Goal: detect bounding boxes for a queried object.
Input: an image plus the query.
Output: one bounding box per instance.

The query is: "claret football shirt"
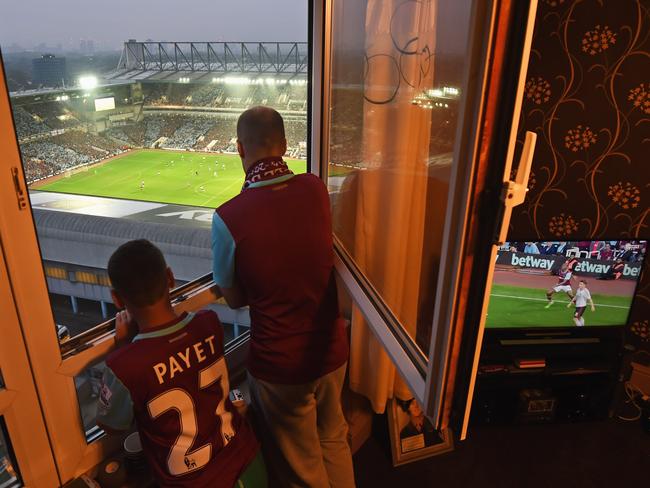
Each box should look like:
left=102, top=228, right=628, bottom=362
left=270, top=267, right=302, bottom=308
left=211, top=165, right=348, bottom=384
left=98, top=310, right=258, bottom=488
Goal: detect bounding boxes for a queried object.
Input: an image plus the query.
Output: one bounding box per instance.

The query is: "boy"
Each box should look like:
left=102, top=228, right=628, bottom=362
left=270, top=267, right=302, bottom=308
left=97, top=239, right=265, bottom=488
left=567, top=279, right=595, bottom=326
left=545, top=261, right=574, bottom=308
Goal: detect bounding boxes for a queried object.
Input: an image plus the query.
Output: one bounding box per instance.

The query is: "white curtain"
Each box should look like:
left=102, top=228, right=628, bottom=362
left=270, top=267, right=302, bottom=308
left=343, top=0, right=438, bottom=413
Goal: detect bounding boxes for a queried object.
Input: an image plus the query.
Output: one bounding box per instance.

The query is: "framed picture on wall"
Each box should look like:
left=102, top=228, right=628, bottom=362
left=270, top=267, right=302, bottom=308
left=387, top=397, right=454, bottom=466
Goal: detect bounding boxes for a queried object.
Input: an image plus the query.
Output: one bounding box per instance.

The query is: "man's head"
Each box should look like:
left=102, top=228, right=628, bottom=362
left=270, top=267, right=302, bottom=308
left=108, top=239, right=174, bottom=310
left=236, top=106, right=287, bottom=170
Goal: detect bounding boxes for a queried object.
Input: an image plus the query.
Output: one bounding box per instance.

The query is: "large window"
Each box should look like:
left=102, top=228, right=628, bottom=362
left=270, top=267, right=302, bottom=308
left=0, top=0, right=308, bottom=481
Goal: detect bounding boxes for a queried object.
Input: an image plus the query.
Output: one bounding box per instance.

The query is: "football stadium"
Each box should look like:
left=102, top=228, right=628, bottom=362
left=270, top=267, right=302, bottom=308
left=8, top=41, right=318, bottom=335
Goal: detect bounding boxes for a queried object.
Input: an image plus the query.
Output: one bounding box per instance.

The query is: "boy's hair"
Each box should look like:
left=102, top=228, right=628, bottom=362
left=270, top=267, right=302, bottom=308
left=580, top=279, right=588, bottom=284
left=108, top=239, right=169, bottom=307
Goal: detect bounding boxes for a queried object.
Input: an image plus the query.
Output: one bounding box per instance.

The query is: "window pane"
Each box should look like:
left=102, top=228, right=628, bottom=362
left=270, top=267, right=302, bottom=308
left=0, top=1, right=308, bottom=349
left=0, top=419, right=21, bottom=488
left=328, top=0, right=472, bottom=356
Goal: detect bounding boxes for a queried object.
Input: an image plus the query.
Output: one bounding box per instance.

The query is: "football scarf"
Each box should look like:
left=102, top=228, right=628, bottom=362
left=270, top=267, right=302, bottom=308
left=242, top=157, right=293, bottom=191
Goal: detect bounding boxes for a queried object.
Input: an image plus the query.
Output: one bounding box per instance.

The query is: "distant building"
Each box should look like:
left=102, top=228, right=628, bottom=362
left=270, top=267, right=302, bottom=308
left=80, top=39, right=95, bottom=54
left=32, top=54, right=67, bottom=88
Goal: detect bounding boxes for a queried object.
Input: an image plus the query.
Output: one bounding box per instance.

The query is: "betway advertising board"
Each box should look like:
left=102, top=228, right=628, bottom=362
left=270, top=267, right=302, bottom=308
left=496, top=251, right=642, bottom=280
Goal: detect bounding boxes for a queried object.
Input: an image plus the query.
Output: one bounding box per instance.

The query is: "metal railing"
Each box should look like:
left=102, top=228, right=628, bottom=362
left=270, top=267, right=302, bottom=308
left=61, top=271, right=217, bottom=358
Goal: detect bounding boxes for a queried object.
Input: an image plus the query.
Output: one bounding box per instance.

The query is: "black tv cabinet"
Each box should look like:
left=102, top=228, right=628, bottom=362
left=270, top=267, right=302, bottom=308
left=471, top=327, right=624, bottom=425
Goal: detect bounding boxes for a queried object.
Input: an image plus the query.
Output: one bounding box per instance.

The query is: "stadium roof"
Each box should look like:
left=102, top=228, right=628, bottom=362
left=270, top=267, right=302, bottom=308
left=114, top=41, right=308, bottom=77
left=32, top=192, right=212, bottom=281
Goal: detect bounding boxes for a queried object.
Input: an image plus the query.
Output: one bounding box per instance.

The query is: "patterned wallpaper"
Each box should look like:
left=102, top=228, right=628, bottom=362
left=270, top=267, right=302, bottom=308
left=509, top=0, right=650, bottom=349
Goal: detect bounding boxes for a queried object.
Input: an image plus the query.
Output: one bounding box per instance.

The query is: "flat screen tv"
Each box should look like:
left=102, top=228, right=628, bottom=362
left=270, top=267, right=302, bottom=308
left=485, top=239, right=646, bottom=329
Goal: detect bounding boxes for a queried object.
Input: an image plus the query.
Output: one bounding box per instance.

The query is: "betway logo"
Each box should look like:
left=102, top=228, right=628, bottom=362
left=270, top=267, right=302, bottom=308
left=511, top=254, right=556, bottom=270
left=573, top=261, right=610, bottom=275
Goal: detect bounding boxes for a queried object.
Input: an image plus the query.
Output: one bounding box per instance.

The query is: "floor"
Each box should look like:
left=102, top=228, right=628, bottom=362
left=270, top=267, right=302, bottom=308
left=352, top=416, right=649, bottom=487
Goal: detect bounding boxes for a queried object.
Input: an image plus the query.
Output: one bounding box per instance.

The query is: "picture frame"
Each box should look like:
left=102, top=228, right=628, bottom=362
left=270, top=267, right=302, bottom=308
left=387, top=397, right=454, bottom=467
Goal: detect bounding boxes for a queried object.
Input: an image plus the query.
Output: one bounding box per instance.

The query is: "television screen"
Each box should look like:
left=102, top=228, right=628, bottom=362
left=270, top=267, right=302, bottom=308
left=485, top=240, right=646, bottom=328
left=94, top=97, right=115, bottom=111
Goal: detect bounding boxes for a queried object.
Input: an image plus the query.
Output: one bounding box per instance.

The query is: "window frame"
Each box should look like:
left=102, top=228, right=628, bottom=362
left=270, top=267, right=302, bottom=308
left=0, top=54, right=252, bottom=482
left=314, top=0, right=538, bottom=434
left=0, top=204, right=59, bottom=486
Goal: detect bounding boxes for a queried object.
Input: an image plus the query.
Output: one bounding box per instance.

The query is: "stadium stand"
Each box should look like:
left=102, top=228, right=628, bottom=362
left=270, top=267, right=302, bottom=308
left=162, top=116, right=214, bottom=149
left=20, top=140, right=91, bottom=179
left=20, top=131, right=125, bottom=183
left=12, top=106, right=51, bottom=139
left=12, top=78, right=308, bottom=185
left=22, top=101, right=81, bottom=129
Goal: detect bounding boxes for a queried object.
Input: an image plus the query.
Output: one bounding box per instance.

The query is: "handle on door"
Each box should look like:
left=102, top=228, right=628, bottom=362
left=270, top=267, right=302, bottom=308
left=495, top=130, right=537, bottom=244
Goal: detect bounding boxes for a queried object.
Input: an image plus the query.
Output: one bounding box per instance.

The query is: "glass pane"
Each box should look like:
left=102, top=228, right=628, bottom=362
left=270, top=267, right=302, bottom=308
left=0, top=1, right=308, bottom=348
left=328, top=0, right=472, bottom=355
left=75, top=361, right=106, bottom=440
left=0, top=419, right=21, bottom=488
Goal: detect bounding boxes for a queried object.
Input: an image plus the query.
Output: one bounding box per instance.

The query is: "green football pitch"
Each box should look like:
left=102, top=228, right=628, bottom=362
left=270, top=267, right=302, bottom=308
left=485, top=284, right=632, bottom=328
left=34, top=150, right=307, bottom=208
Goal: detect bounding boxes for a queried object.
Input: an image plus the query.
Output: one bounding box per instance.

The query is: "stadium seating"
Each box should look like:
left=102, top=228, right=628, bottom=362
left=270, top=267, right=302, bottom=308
left=20, top=131, right=125, bottom=183
left=12, top=106, right=51, bottom=139
left=13, top=80, right=308, bottom=185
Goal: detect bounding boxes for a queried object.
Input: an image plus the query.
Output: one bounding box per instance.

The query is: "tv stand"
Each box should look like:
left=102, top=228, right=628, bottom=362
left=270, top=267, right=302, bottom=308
left=472, top=327, right=623, bottom=425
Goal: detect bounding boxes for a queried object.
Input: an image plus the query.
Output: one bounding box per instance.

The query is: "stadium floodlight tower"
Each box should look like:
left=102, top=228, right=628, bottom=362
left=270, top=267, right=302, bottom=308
left=78, top=75, right=98, bottom=90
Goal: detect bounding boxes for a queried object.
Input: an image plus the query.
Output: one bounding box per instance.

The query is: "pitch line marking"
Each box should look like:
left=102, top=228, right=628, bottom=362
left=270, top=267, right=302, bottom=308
left=490, top=293, right=629, bottom=309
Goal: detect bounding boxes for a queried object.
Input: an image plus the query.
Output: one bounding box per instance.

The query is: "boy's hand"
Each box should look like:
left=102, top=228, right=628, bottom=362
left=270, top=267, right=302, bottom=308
left=566, top=302, right=572, bottom=308
left=115, top=310, right=138, bottom=345
left=591, top=305, right=595, bottom=312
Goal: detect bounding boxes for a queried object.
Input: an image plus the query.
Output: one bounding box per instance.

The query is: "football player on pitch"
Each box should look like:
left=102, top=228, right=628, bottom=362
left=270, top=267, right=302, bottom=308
left=545, top=261, right=575, bottom=308
left=97, top=239, right=266, bottom=487
left=567, top=279, right=595, bottom=326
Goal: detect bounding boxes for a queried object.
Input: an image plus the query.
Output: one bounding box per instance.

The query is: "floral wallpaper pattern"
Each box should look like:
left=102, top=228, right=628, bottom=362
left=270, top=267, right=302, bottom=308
left=509, top=0, right=650, bottom=350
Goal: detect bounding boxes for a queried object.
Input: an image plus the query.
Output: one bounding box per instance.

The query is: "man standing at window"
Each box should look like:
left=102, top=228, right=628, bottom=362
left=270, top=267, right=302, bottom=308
left=211, top=106, right=355, bottom=488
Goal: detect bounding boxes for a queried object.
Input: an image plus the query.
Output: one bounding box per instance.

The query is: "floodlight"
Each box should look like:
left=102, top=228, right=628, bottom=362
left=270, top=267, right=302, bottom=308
left=78, top=75, right=98, bottom=90
left=224, top=77, right=251, bottom=85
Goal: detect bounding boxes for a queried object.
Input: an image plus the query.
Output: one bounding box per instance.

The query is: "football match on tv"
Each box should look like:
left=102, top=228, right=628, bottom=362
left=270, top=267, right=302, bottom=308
left=486, top=240, right=646, bottom=328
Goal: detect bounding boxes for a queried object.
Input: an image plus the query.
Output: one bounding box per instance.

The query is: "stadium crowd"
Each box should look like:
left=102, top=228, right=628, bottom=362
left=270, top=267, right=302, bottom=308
left=12, top=106, right=51, bottom=139
left=12, top=80, right=308, bottom=185
left=20, top=131, right=126, bottom=183
left=162, top=117, right=214, bottom=149
left=503, top=241, right=646, bottom=263
left=142, top=83, right=307, bottom=112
